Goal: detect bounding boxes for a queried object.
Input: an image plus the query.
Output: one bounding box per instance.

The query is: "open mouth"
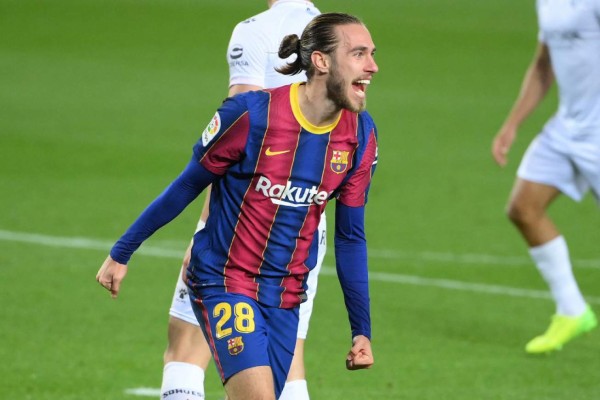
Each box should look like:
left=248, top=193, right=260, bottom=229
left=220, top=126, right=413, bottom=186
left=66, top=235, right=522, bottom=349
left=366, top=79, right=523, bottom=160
left=352, top=79, right=371, bottom=98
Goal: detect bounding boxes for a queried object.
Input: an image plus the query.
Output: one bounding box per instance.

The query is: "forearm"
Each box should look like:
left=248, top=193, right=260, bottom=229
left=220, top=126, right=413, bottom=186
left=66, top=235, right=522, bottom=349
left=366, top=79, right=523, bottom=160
left=335, top=202, right=371, bottom=339
left=111, top=159, right=218, bottom=264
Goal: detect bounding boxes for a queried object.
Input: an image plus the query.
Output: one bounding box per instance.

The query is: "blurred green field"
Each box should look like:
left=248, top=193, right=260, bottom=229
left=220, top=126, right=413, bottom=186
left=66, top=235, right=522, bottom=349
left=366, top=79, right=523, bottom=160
left=1, top=0, right=600, bottom=399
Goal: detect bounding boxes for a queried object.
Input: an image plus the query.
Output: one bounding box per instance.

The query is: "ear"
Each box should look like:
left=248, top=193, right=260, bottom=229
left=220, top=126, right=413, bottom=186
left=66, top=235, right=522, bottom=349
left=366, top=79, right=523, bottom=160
left=311, top=51, right=330, bottom=74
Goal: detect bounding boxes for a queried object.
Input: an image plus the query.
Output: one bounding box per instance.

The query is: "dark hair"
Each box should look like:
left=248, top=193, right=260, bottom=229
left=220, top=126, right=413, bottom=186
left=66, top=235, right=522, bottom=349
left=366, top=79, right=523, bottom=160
left=277, top=12, right=363, bottom=80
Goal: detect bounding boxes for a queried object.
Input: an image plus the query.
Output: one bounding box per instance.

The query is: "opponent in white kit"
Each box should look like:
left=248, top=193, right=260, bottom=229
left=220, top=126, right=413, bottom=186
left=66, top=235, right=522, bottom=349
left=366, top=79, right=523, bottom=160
left=161, top=1, right=324, bottom=398
left=492, top=0, right=600, bottom=354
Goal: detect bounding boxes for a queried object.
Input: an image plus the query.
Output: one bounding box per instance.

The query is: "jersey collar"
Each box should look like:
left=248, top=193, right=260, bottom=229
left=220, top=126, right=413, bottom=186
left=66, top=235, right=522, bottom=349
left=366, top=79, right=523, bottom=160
left=290, top=82, right=341, bottom=134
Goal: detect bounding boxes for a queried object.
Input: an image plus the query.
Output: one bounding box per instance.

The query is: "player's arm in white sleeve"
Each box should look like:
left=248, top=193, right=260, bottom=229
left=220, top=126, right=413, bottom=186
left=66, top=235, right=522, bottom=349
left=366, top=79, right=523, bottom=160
left=491, top=42, right=553, bottom=167
left=226, top=20, right=269, bottom=92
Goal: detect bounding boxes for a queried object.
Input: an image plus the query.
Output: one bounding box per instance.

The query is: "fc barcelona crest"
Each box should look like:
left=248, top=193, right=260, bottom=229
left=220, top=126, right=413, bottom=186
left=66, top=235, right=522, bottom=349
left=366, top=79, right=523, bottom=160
left=227, top=336, right=244, bottom=356
left=330, top=150, right=349, bottom=174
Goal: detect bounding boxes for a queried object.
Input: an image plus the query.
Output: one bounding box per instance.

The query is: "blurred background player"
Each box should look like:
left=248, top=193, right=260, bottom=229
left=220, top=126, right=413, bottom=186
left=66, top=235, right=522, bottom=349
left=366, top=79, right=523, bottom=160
left=491, top=0, right=599, bottom=354
left=160, top=1, right=323, bottom=399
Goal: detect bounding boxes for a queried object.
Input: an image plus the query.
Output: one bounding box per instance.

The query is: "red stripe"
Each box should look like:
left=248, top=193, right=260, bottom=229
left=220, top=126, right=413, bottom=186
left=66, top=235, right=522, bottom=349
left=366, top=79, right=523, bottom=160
left=265, top=88, right=305, bottom=306
left=280, top=111, right=361, bottom=306
left=196, top=299, right=226, bottom=381
left=280, top=214, right=315, bottom=307
left=223, top=89, right=301, bottom=301
left=279, top=208, right=314, bottom=307
left=280, top=161, right=326, bottom=307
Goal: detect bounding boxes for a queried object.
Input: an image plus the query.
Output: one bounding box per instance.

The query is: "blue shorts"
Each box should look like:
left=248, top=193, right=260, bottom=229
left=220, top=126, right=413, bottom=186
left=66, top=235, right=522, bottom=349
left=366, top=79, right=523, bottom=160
left=190, top=292, right=298, bottom=397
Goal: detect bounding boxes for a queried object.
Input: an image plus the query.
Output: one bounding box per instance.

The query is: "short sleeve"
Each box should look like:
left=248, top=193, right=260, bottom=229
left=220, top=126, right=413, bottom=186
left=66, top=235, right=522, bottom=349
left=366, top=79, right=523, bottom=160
left=193, top=96, right=251, bottom=175
left=226, top=22, right=269, bottom=88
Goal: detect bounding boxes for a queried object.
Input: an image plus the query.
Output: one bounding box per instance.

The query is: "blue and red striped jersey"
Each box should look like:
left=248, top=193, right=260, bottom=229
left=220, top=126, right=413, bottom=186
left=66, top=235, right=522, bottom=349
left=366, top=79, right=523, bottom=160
left=187, top=83, right=378, bottom=309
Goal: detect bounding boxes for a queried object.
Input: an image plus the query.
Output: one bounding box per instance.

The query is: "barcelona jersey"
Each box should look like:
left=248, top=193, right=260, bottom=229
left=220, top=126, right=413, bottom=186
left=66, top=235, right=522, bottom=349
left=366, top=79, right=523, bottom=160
left=186, top=82, right=378, bottom=309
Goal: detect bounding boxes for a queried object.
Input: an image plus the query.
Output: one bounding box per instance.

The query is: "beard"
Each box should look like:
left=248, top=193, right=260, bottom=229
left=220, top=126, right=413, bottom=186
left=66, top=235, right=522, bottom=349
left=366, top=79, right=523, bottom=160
left=325, top=64, right=366, bottom=113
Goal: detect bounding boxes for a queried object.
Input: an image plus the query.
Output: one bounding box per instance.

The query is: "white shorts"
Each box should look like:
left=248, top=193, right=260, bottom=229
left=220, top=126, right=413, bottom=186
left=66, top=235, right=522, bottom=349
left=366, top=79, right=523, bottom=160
left=168, top=213, right=327, bottom=340
left=517, top=124, right=600, bottom=203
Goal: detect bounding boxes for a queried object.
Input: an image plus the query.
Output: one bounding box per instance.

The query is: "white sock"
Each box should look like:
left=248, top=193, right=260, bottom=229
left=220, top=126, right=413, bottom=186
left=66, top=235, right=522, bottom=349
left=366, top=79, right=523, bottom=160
left=529, top=236, right=587, bottom=316
left=279, top=379, right=309, bottom=400
left=160, top=362, right=205, bottom=400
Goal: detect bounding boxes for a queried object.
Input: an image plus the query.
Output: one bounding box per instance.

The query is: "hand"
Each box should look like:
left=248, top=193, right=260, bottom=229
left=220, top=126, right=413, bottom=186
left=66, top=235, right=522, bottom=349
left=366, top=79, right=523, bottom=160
left=491, top=125, right=517, bottom=167
left=345, top=335, right=374, bottom=370
left=96, top=255, right=128, bottom=299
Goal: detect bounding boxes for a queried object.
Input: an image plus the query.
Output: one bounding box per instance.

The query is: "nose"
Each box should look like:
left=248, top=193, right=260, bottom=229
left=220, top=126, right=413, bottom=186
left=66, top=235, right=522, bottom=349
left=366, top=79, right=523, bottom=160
left=366, top=54, right=378, bottom=74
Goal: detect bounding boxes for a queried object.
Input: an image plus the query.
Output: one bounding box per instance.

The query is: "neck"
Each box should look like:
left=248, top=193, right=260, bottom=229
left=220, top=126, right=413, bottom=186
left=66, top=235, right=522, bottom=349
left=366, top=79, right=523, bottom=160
left=297, top=82, right=341, bottom=127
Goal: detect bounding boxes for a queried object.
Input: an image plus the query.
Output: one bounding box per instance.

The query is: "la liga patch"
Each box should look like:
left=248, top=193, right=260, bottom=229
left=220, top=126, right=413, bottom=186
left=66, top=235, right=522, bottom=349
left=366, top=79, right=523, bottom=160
left=202, top=112, right=221, bottom=147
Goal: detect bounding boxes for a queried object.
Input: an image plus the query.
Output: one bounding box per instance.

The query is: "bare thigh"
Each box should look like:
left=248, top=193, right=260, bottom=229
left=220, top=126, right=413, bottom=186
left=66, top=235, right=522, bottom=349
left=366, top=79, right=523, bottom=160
left=224, top=366, right=275, bottom=400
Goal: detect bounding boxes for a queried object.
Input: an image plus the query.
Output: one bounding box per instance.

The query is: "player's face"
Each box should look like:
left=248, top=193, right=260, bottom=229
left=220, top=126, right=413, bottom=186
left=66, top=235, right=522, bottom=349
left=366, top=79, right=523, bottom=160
left=326, top=24, right=378, bottom=113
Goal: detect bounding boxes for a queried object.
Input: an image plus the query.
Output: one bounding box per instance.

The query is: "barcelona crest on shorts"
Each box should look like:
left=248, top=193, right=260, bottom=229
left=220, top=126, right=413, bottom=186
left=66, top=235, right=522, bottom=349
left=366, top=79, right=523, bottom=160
left=227, top=336, right=244, bottom=356
left=330, top=150, right=349, bottom=174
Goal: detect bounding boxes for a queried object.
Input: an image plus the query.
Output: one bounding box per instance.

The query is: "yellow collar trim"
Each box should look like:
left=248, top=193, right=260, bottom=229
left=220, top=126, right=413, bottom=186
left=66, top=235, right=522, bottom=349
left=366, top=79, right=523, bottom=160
left=290, top=82, right=341, bottom=134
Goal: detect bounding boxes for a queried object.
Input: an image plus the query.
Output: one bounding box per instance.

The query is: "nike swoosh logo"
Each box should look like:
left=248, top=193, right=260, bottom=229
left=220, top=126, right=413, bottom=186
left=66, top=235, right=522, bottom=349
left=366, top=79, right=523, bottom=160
left=265, top=147, right=291, bottom=156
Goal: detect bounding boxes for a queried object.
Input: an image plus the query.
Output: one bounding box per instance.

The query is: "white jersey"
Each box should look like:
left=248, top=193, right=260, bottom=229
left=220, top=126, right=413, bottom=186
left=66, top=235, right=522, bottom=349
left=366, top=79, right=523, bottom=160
left=227, top=0, right=320, bottom=89
left=537, top=0, right=600, bottom=135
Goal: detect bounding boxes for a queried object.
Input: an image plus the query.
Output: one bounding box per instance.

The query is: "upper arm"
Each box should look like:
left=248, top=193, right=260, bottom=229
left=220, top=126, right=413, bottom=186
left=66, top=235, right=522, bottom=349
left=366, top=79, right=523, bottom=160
left=226, top=23, right=269, bottom=88
left=532, top=42, right=554, bottom=86
left=533, top=42, right=551, bottom=69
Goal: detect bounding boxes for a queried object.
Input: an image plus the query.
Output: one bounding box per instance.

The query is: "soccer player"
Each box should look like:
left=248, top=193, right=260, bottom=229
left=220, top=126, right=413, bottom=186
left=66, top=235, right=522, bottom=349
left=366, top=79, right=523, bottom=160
left=491, top=0, right=599, bottom=354
left=97, top=12, right=378, bottom=400
left=161, top=1, right=323, bottom=399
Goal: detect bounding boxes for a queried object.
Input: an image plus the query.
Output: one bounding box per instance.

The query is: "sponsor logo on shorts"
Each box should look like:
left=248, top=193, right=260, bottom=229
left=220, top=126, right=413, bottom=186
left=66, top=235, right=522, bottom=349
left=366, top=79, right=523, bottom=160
left=227, top=336, right=244, bottom=355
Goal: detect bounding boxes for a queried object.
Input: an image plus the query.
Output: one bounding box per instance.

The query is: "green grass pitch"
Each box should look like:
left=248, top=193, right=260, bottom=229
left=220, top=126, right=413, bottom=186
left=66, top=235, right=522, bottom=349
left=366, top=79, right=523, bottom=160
left=1, top=0, right=599, bottom=399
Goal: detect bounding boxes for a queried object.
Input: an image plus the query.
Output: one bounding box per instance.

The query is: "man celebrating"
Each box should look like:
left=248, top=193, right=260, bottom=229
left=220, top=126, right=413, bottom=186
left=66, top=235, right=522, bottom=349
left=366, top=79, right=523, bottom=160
left=162, top=2, right=324, bottom=399
left=97, top=12, right=379, bottom=399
